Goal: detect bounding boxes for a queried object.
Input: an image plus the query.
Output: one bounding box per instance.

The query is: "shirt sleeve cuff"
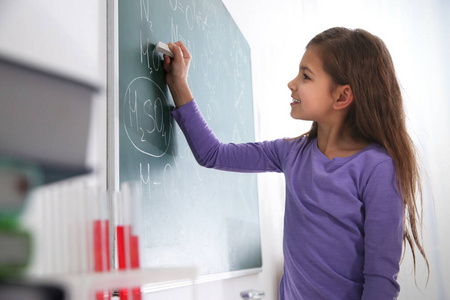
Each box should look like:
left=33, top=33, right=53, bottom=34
left=171, top=99, right=198, bottom=124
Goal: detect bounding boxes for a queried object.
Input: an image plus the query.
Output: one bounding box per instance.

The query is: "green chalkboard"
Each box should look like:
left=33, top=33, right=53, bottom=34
left=116, top=0, right=261, bottom=276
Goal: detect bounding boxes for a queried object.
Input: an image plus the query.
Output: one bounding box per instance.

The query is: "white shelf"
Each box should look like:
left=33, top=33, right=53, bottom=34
left=28, top=267, right=197, bottom=299
left=0, top=56, right=96, bottom=178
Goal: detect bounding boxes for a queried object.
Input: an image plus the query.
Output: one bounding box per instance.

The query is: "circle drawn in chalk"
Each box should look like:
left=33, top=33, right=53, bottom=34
left=123, top=77, right=172, bottom=157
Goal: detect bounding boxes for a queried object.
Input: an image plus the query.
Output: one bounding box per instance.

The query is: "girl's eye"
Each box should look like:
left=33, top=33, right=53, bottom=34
left=303, top=73, right=310, bottom=80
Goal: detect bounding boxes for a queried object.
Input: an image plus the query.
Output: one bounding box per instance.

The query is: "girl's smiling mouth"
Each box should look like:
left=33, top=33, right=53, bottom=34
left=291, top=98, right=301, bottom=106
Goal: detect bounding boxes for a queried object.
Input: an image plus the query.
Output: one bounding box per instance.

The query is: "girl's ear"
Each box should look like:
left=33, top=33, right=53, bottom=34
left=333, top=84, right=353, bottom=110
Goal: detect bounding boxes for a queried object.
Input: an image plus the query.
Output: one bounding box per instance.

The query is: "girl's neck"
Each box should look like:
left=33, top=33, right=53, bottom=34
left=316, top=123, right=369, bottom=160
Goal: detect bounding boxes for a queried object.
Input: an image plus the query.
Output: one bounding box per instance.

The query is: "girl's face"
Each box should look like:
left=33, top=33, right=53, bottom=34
left=288, top=47, right=338, bottom=123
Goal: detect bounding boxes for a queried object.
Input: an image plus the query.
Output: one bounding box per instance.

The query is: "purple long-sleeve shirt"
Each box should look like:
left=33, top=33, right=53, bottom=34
left=172, top=100, right=403, bottom=300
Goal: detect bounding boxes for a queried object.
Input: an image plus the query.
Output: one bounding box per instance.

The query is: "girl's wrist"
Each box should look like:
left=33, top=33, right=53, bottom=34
left=169, top=82, right=193, bottom=107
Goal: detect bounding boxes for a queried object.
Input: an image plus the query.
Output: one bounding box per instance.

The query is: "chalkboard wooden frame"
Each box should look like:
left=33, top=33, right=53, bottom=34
left=107, top=0, right=262, bottom=287
left=106, top=0, right=120, bottom=275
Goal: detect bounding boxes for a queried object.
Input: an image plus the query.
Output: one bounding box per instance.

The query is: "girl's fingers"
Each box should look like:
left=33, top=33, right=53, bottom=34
left=168, top=42, right=181, bottom=60
left=163, top=41, right=191, bottom=82
left=170, top=41, right=191, bottom=62
left=177, top=42, right=191, bottom=60
left=163, top=55, right=171, bottom=72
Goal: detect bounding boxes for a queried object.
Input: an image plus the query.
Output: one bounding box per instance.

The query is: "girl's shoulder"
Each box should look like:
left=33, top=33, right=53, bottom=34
left=360, top=143, right=393, bottom=163
left=352, top=143, right=396, bottom=178
left=281, top=135, right=311, bottom=147
left=276, top=135, right=312, bottom=153
left=270, top=135, right=313, bottom=161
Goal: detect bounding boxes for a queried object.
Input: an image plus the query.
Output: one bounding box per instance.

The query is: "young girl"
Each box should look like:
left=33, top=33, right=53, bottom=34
left=163, top=27, right=429, bottom=299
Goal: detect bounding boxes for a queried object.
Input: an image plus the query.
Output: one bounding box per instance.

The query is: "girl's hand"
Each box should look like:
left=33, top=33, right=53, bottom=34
left=163, top=41, right=194, bottom=108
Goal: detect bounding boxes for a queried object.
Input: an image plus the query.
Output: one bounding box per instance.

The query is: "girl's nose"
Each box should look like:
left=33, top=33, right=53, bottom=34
left=288, top=79, right=295, bottom=91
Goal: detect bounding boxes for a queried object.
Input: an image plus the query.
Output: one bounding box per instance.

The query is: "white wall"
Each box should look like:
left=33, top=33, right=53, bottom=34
left=2, top=0, right=449, bottom=299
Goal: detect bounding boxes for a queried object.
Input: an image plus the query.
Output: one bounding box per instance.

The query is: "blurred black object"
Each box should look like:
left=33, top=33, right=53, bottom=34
left=0, top=281, right=65, bottom=300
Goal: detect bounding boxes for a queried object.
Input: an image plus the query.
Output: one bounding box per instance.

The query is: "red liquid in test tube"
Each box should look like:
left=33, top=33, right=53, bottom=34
left=94, top=220, right=111, bottom=299
left=93, top=188, right=111, bottom=300
left=116, top=225, right=141, bottom=299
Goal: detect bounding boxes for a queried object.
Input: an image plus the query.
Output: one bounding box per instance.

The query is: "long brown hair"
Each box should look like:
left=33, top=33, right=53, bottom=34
left=304, top=27, right=429, bottom=281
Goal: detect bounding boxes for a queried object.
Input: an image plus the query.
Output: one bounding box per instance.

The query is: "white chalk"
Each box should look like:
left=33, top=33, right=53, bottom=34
left=155, top=41, right=173, bottom=58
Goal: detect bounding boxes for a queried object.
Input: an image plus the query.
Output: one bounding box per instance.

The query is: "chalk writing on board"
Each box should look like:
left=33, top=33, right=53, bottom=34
left=123, top=77, right=172, bottom=157
left=139, top=163, right=152, bottom=198
left=140, top=0, right=150, bottom=23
